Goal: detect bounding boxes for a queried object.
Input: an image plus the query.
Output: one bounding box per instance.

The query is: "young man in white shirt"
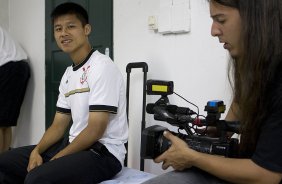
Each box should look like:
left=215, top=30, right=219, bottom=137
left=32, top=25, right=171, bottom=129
left=0, top=2, right=128, bottom=183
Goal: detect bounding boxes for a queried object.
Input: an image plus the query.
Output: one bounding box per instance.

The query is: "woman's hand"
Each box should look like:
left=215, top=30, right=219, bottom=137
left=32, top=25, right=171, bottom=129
left=154, top=131, right=198, bottom=171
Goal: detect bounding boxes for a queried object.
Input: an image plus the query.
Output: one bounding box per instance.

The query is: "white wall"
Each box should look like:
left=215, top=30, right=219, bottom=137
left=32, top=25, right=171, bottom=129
left=0, top=0, right=9, bottom=30
left=114, top=0, right=232, bottom=175
left=3, top=0, right=46, bottom=147
left=0, top=0, right=232, bottom=176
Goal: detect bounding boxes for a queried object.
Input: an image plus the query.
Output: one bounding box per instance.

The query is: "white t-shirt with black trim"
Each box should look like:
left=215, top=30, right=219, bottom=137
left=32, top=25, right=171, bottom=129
left=56, top=50, right=128, bottom=165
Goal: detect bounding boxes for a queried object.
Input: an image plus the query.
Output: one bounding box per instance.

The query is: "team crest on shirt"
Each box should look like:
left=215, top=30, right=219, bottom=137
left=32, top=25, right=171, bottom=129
left=80, top=65, right=90, bottom=85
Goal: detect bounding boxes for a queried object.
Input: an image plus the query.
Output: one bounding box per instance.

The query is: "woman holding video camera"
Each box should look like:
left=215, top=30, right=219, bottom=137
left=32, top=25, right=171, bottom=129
left=142, top=0, right=282, bottom=183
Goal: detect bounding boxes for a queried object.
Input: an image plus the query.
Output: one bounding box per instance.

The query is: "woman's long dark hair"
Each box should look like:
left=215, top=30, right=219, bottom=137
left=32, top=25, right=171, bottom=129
left=211, top=0, right=282, bottom=156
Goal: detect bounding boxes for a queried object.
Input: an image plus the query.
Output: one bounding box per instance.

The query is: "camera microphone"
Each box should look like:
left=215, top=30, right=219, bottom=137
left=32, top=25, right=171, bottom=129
left=146, top=103, right=156, bottom=114
left=146, top=103, right=196, bottom=115
left=146, top=103, right=195, bottom=126
left=146, top=103, right=176, bottom=121
left=167, top=105, right=196, bottom=115
left=153, top=106, right=176, bottom=123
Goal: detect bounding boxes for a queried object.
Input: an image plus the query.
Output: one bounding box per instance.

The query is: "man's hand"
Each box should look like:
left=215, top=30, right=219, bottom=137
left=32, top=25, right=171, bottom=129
left=27, top=149, right=43, bottom=172
left=50, top=151, right=65, bottom=161
left=154, top=131, right=198, bottom=171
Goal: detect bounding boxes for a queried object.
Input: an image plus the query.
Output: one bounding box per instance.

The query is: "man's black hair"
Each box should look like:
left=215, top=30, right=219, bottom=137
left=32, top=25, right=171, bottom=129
left=51, top=2, right=89, bottom=26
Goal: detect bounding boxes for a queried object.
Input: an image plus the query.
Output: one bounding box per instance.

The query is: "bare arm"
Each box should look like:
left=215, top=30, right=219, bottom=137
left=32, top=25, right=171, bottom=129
left=225, top=101, right=239, bottom=121
left=50, top=111, right=109, bottom=160
left=193, top=151, right=282, bottom=184
left=156, top=131, right=282, bottom=184
left=28, top=112, right=71, bottom=171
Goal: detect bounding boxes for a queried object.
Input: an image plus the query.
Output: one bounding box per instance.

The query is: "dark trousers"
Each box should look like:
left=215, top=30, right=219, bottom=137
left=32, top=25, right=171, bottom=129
left=0, top=139, right=121, bottom=184
left=0, top=60, right=30, bottom=126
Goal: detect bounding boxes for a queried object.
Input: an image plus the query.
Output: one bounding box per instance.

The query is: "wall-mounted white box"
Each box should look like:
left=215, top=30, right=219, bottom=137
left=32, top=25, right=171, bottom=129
left=158, top=0, right=191, bottom=34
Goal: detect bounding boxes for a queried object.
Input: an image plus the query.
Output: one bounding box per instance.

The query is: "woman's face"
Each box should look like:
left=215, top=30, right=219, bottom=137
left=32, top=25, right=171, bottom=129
left=210, top=1, right=243, bottom=59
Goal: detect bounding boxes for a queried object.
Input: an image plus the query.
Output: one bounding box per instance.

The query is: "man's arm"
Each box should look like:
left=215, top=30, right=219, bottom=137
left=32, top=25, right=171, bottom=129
left=27, top=112, right=71, bottom=171
left=50, top=111, right=109, bottom=160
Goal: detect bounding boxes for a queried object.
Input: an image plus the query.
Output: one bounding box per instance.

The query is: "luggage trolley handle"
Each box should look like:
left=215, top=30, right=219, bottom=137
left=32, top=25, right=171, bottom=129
left=126, top=62, right=148, bottom=121
left=126, top=62, right=148, bottom=73
left=125, top=62, right=148, bottom=171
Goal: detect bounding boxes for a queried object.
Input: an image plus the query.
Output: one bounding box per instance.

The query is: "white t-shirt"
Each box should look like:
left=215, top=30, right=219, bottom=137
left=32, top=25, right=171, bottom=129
left=0, top=26, right=27, bottom=66
left=56, top=50, right=128, bottom=165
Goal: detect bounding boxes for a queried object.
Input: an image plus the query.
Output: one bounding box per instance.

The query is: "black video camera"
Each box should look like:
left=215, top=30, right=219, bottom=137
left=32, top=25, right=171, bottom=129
left=141, top=80, right=240, bottom=159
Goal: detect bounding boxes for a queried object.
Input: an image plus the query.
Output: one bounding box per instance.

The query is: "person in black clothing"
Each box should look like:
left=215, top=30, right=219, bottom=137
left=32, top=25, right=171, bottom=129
left=142, top=0, right=282, bottom=183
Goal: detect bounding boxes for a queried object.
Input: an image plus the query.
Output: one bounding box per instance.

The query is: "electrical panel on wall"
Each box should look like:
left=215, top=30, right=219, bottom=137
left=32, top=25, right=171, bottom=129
left=156, top=0, right=191, bottom=34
